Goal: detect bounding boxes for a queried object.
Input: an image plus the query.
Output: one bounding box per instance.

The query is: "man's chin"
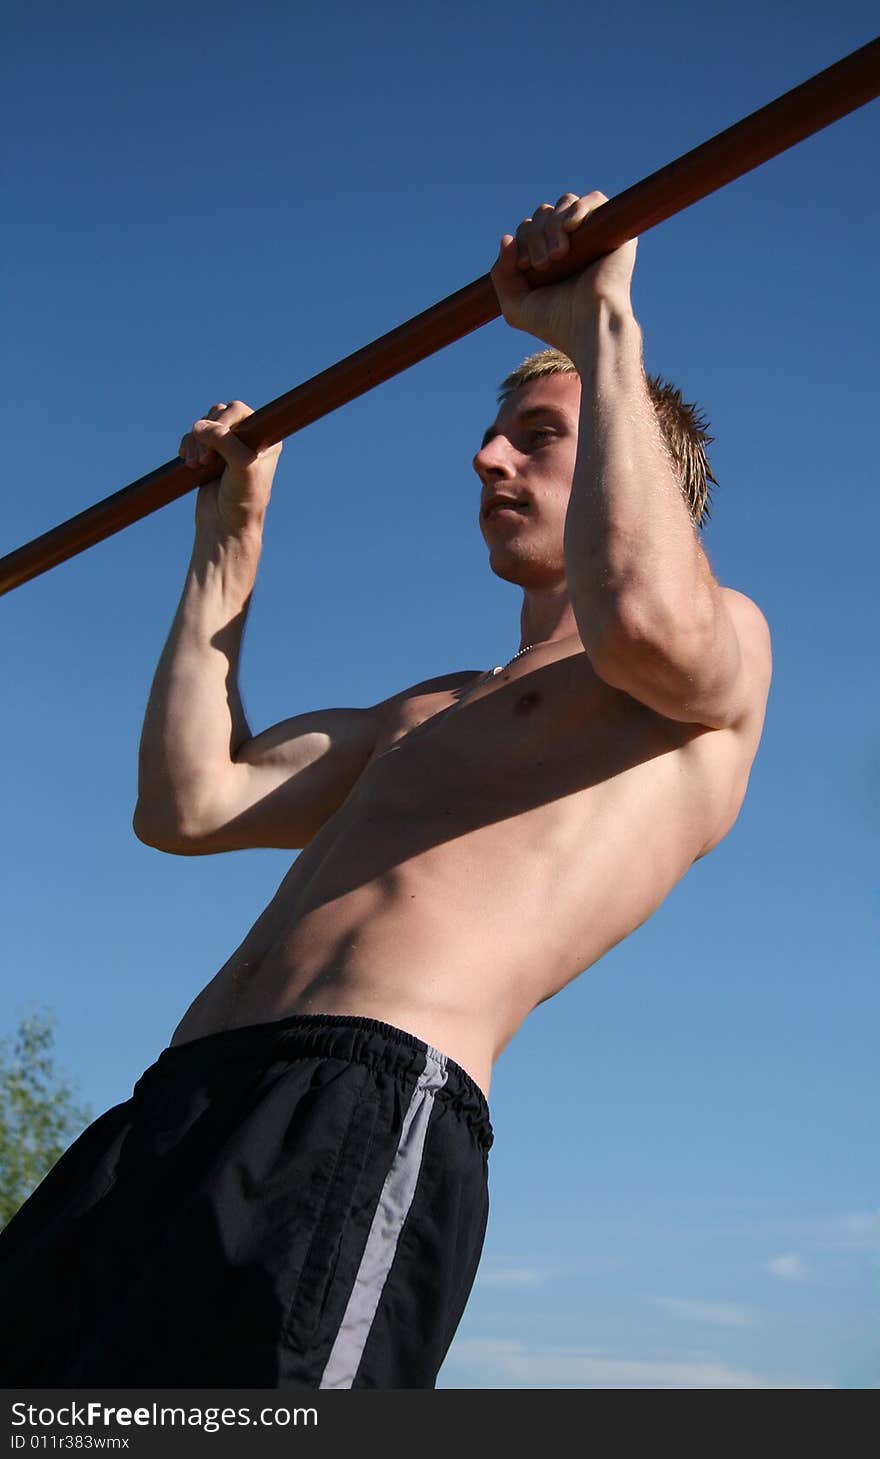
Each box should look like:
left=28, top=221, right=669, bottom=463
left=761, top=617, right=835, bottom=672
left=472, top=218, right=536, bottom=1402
left=489, top=559, right=527, bottom=587
left=487, top=550, right=561, bottom=591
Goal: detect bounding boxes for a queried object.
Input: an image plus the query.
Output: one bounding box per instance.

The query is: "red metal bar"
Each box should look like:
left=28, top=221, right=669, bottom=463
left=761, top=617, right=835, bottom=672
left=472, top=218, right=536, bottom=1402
left=2, top=35, right=878, bottom=596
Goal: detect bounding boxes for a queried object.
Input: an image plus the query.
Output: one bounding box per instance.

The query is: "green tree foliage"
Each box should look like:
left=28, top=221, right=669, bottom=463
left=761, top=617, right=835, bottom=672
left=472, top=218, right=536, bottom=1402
left=0, top=1008, right=92, bottom=1231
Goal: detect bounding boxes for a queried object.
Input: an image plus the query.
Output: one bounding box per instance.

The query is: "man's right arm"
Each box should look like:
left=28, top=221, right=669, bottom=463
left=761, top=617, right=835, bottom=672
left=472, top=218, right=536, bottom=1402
left=132, top=401, right=386, bottom=855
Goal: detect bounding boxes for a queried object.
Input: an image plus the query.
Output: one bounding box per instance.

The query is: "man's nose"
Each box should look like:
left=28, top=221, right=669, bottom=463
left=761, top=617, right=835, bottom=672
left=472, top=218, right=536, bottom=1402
left=472, top=435, right=516, bottom=482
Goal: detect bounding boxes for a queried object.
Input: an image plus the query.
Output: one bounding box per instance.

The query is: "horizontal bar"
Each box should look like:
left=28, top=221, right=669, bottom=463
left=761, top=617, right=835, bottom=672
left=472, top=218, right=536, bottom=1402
left=2, top=35, right=877, bottom=596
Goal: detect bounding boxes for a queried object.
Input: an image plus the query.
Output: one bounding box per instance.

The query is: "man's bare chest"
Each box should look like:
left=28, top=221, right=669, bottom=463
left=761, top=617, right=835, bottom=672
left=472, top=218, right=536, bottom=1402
left=269, top=650, right=749, bottom=1027
left=358, top=652, right=697, bottom=826
left=277, top=651, right=736, bottom=989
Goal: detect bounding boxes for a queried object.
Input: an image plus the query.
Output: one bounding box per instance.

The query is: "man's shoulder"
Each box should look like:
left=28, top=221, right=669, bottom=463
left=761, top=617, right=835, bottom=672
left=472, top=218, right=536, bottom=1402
left=378, top=668, right=485, bottom=715
left=717, top=586, right=773, bottom=709
left=718, top=584, right=771, bottom=639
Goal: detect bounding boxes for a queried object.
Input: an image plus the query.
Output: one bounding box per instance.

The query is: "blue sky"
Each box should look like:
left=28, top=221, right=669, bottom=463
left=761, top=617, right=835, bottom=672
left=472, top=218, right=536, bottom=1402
left=2, top=0, right=877, bottom=1391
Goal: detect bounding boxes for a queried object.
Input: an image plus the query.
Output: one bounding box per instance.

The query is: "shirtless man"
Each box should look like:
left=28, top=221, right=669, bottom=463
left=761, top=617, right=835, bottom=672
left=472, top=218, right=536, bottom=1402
left=0, top=191, right=771, bottom=1391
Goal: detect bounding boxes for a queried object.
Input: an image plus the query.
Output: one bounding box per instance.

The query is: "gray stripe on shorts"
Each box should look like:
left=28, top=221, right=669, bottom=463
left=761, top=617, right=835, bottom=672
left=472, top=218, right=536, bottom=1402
left=318, top=1046, right=449, bottom=1389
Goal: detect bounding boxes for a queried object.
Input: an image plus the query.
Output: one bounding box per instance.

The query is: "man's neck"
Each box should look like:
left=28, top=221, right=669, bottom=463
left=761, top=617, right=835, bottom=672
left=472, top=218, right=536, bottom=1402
left=518, top=584, right=583, bottom=653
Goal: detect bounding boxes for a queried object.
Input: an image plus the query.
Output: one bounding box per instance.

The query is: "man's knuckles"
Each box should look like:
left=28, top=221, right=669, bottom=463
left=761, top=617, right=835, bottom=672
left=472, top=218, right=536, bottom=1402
left=178, top=400, right=278, bottom=472
left=219, top=399, right=252, bottom=422
left=512, top=194, right=599, bottom=270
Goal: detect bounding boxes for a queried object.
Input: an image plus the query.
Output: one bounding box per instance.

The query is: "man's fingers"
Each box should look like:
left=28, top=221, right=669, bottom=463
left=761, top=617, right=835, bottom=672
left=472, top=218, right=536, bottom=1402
left=178, top=400, right=275, bottom=470
left=211, top=400, right=254, bottom=426
left=514, top=216, right=534, bottom=269
left=498, top=233, right=518, bottom=265
left=546, top=194, right=582, bottom=258
left=190, top=418, right=255, bottom=469
left=548, top=192, right=581, bottom=254
left=561, top=190, right=609, bottom=232
left=516, top=205, right=553, bottom=271
left=513, top=194, right=608, bottom=272
left=491, top=234, right=530, bottom=308
left=528, top=203, right=556, bottom=269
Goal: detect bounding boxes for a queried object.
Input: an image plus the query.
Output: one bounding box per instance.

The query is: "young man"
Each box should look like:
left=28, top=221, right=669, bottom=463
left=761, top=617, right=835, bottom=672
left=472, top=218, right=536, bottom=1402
left=0, top=192, right=771, bottom=1389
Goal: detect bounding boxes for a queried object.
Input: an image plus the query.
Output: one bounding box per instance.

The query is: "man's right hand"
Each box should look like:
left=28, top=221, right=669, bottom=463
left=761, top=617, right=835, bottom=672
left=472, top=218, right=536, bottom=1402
left=180, top=400, right=282, bottom=538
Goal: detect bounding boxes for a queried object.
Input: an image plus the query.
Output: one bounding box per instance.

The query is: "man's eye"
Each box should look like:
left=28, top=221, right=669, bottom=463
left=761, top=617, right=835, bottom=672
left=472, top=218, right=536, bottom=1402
left=529, top=429, right=554, bottom=444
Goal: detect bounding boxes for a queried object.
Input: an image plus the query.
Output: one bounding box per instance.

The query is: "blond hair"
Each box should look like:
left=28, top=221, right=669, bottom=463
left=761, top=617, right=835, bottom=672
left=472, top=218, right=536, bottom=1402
left=498, top=348, right=717, bottom=530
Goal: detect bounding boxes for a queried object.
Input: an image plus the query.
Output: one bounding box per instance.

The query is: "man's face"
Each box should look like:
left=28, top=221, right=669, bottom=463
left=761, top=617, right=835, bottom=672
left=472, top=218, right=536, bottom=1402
left=473, top=372, right=581, bottom=591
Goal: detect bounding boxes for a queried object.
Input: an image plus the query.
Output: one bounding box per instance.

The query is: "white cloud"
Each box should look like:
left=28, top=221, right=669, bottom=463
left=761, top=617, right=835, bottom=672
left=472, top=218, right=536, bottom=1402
left=802, top=1212, right=880, bottom=1252
left=442, top=1338, right=832, bottom=1390
left=476, top=1267, right=546, bottom=1288
left=767, top=1252, right=806, bottom=1281
left=711, top=1211, right=880, bottom=1253
left=651, top=1297, right=758, bottom=1328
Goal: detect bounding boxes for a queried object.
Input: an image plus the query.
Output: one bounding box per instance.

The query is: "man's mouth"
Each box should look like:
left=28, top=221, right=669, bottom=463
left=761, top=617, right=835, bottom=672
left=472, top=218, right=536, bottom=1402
left=484, top=500, right=530, bottom=521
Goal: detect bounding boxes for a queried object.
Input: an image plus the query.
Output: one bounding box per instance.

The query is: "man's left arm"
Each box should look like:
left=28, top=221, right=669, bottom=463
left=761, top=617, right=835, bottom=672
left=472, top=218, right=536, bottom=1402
left=492, top=189, right=772, bottom=732
left=564, top=295, right=770, bottom=730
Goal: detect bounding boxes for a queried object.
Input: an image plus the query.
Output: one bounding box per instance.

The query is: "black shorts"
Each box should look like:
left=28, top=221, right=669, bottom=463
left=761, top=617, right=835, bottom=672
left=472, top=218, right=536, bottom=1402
left=0, top=1013, right=493, bottom=1390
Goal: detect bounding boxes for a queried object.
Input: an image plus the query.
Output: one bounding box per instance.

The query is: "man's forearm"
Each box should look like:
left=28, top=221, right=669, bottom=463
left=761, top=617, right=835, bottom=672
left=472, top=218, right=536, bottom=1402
left=133, top=524, right=261, bottom=840
left=563, top=297, right=717, bottom=662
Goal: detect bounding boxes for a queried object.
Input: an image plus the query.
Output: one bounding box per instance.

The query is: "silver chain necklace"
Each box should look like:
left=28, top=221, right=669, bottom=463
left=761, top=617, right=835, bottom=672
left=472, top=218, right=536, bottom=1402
left=488, top=642, right=541, bottom=678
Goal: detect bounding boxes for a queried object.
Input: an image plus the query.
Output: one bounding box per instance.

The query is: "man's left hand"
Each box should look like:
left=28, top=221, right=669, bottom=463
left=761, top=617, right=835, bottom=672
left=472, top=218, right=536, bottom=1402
left=490, top=190, right=637, bottom=354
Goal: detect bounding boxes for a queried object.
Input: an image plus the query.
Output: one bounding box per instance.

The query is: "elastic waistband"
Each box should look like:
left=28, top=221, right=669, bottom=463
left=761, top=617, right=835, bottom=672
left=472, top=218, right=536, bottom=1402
left=137, top=1012, right=493, bottom=1150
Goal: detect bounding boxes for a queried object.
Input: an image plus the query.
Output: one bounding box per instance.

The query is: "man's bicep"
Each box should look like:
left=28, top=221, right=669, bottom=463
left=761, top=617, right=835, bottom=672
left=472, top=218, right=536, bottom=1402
left=212, top=670, right=479, bottom=850
left=593, top=587, right=772, bottom=730
left=146, top=703, right=387, bottom=854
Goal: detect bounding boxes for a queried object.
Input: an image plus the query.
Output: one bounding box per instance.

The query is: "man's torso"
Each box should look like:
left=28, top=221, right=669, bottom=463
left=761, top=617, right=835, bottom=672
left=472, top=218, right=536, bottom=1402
left=169, top=636, right=765, bottom=1097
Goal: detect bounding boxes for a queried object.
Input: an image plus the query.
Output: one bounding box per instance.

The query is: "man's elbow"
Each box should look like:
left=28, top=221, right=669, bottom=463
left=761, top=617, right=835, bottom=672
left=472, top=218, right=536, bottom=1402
left=132, top=806, right=193, bottom=855
left=588, top=594, right=714, bottom=688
